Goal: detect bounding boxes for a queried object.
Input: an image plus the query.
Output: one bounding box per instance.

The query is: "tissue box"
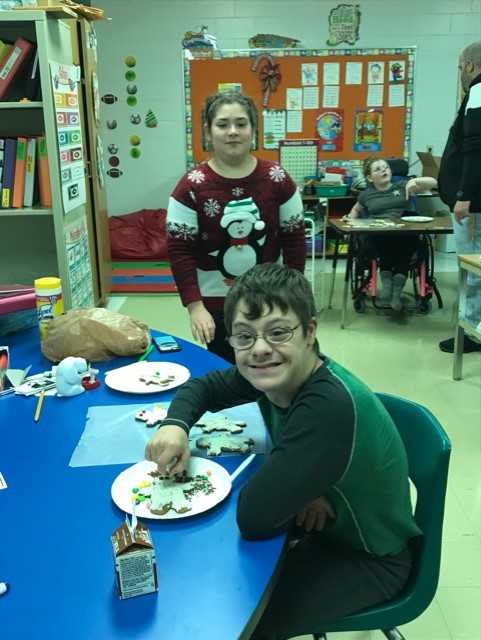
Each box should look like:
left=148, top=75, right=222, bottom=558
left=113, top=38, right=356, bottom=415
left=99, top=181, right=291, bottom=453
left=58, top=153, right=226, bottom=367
left=111, top=521, right=158, bottom=599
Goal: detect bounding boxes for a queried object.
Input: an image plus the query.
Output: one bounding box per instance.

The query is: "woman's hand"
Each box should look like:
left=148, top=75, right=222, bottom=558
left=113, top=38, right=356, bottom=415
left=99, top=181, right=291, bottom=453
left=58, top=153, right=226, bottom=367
left=296, top=495, right=335, bottom=532
left=145, top=425, right=190, bottom=475
left=187, top=301, right=216, bottom=345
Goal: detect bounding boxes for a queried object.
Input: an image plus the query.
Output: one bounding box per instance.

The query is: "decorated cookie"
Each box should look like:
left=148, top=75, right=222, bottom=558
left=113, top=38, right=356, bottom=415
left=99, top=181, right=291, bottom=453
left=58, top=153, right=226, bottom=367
left=194, top=413, right=246, bottom=434
left=139, top=372, right=176, bottom=387
left=196, top=434, right=254, bottom=457
left=135, top=405, right=167, bottom=428
left=147, top=470, right=215, bottom=515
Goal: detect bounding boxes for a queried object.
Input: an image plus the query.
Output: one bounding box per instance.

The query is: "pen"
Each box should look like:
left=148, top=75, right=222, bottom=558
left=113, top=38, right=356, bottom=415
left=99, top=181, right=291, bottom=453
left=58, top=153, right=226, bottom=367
left=137, top=343, right=154, bottom=362
left=34, top=389, right=45, bottom=423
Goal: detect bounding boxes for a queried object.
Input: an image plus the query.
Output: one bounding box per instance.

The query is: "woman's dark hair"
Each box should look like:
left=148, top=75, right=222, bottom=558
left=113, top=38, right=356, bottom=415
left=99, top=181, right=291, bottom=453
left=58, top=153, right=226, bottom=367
left=224, top=263, right=318, bottom=336
left=202, top=91, right=258, bottom=132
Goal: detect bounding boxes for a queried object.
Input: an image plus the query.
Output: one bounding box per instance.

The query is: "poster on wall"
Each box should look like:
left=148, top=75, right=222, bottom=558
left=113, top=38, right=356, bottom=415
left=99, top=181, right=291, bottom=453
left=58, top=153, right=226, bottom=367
left=64, top=216, right=94, bottom=309
left=326, top=4, right=361, bottom=46
left=50, top=61, right=87, bottom=214
left=316, top=109, right=344, bottom=151
left=353, top=108, right=383, bottom=152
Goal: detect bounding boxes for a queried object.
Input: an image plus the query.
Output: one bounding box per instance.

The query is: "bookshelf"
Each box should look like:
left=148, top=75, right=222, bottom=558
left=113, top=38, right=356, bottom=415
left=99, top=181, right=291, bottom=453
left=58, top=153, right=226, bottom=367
left=0, top=10, right=109, bottom=309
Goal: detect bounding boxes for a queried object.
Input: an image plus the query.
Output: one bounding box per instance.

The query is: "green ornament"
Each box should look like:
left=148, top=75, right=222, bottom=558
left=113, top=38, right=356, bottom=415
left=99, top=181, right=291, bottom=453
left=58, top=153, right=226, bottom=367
left=124, top=55, right=136, bottom=68
left=130, top=135, right=141, bottom=146
left=125, top=70, right=136, bottom=81
left=126, top=95, right=137, bottom=107
left=130, top=147, right=141, bottom=159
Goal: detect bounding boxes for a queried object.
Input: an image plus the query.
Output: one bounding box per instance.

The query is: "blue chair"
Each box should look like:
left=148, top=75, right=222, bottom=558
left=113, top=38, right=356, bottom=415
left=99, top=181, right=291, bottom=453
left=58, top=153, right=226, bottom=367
left=314, top=393, right=451, bottom=640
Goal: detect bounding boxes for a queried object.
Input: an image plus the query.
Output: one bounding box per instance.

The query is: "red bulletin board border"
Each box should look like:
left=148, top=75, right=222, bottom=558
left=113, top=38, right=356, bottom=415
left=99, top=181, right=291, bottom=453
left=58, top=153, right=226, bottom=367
left=183, top=47, right=415, bottom=169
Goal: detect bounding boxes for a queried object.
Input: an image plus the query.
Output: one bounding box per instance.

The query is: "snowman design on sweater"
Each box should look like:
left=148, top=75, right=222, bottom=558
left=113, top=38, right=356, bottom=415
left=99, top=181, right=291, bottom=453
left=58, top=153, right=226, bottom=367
left=210, top=197, right=266, bottom=279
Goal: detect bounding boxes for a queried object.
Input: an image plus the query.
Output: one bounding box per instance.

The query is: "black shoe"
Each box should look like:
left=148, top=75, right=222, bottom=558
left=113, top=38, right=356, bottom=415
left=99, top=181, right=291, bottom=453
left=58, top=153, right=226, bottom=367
left=439, top=336, right=481, bottom=353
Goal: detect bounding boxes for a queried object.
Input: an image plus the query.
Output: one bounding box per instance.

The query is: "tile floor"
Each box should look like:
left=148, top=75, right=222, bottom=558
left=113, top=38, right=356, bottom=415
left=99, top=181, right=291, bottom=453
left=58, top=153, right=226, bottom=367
left=109, top=252, right=480, bottom=640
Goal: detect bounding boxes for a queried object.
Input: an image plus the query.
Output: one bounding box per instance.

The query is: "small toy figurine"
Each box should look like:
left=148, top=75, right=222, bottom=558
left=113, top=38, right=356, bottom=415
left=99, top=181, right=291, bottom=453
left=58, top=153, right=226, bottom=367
left=55, top=357, right=89, bottom=397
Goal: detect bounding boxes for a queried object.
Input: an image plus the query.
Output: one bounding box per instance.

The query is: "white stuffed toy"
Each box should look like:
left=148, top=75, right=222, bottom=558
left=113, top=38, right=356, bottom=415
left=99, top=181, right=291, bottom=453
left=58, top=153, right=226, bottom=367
left=55, top=356, right=89, bottom=397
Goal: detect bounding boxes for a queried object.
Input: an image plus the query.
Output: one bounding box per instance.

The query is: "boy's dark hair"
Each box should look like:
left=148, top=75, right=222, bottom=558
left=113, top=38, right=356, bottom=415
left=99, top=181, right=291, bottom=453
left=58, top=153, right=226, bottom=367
left=224, top=263, right=317, bottom=336
left=202, top=91, right=258, bottom=132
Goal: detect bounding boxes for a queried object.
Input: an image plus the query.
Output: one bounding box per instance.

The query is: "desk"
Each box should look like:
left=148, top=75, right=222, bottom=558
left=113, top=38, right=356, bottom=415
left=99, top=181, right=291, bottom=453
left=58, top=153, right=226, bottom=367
left=453, top=254, right=481, bottom=380
left=0, top=328, right=285, bottom=640
left=327, top=216, right=453, bottom=328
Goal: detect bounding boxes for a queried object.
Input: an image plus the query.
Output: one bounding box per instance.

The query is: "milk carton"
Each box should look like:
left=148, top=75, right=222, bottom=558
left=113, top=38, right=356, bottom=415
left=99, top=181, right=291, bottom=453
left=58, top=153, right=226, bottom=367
left=111, top=521, right=158, bottom=599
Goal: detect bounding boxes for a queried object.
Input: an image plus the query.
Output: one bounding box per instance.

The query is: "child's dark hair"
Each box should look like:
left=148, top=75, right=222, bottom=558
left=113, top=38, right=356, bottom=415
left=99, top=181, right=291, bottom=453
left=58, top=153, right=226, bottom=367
left=202, top=91, right=258, bottom=132
left=224, top=263, right=318, bottom=336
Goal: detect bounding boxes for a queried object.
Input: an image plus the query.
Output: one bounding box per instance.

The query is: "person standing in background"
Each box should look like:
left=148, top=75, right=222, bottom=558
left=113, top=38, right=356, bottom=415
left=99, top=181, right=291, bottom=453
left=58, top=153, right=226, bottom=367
left=438, top=41, right=481, bottom=353
left=166, top=91, right=306, bottom=363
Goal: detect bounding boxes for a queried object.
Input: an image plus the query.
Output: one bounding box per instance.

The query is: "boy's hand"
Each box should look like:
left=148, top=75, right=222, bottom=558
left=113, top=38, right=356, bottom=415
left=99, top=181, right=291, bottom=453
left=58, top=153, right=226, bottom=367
left=296, top=496, right=335, bottom=532
left=145, top=425, right=190, bottom=475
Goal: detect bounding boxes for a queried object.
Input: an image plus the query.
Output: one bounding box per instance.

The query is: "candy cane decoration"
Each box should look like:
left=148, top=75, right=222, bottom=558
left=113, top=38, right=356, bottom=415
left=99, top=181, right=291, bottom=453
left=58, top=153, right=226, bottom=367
left=251, top=54, right=282, bottom=106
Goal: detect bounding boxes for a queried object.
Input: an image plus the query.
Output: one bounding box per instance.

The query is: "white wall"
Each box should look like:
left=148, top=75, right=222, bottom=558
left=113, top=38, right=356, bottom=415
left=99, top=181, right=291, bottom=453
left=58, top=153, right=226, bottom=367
left=95, top=0, right=481, bottom=215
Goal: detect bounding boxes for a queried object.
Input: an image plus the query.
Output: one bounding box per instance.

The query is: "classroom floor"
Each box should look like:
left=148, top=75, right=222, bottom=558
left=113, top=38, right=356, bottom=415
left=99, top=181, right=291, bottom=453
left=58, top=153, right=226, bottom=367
left=108, top=253, right=480, bottom=640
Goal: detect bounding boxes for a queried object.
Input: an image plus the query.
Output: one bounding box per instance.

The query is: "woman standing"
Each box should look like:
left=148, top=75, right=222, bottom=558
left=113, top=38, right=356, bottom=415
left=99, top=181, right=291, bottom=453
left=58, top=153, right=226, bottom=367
left=167, top=91, right=306, bottom=362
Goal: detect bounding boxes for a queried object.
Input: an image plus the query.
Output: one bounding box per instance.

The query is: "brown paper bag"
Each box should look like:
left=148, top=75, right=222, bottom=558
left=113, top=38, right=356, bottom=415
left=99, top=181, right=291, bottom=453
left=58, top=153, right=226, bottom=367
left=41, top=308, right=150, bottom=362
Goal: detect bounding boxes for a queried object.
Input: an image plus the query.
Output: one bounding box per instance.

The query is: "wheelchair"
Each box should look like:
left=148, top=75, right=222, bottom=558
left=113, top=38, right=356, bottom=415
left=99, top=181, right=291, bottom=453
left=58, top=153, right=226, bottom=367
left=348, top=232, right=443, bottom=315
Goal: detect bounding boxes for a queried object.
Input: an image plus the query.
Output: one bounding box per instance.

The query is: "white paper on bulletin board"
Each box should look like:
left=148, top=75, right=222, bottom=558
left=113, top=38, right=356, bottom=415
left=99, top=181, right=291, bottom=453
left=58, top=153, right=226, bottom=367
left=64, top=216, right=94, bottom=308
left=50, top=61, right=87, bottom=215
left=263, top=109, right=286, bottom=149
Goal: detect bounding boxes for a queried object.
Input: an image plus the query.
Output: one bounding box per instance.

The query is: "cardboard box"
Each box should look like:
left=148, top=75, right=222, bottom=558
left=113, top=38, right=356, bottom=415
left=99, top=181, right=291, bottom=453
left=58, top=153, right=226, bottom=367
left=111, top=521, right=158, bottom=599
left=416, top=151, right=441, bottom=179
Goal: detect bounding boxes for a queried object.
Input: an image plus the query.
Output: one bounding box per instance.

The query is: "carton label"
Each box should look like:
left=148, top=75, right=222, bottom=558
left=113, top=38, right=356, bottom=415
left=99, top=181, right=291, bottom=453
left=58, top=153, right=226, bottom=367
left=115, top=549, right=157, bottom=599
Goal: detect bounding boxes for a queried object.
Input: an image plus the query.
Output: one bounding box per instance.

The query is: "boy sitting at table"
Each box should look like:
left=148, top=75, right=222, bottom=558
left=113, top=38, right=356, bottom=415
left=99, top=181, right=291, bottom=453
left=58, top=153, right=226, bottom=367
left=347, top=157, right=437, bottom=310
left=145, top=263, right=421, bottom=639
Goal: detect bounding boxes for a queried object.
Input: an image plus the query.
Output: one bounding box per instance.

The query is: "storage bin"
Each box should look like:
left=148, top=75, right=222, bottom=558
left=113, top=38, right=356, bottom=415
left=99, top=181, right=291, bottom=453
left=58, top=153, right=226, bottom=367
left=314, top=184, right=348, bottom=197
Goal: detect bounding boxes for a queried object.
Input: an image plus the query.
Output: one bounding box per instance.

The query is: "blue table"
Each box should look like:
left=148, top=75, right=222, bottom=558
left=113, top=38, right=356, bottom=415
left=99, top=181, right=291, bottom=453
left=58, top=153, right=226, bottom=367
left=0, top=328, right=286, bottom=640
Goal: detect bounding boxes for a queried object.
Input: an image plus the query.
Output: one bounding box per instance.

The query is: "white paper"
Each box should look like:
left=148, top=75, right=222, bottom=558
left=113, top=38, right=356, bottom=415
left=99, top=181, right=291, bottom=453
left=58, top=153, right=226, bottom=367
left=367, top=84, right=384, bottom=107
left=368, top=61, right=385, bottom=84
left=322, top=85, right=340, bottom=108
left=301, top=63, right=318, bottom=86
left=286, top=88, right=303, bottom=110
left=388, top=83, right=405, bottom=107
left=303, top=86, right=319, bottom=109
left=263, top=109, right=286, bottom=149
left=286, top=110, right=303, bottom=133
left=323, top=62, right=340, bottom=85
left=345, top=61, right=362, bottom=84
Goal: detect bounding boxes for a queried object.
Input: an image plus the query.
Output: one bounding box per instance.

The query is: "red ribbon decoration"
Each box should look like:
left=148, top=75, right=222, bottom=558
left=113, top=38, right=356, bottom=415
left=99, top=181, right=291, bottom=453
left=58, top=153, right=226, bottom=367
left=230, top=237, right=249, bottom=246
left=251, top=54, right=281, bottom=107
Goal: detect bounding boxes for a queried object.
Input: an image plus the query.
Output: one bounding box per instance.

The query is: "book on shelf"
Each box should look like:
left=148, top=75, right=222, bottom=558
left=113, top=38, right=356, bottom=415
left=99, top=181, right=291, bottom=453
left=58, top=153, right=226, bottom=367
left=12, top=137, right=27, bottom=208
left=37, top=135, right=52, bottom=208
left=0, top=136, right=52, bottom=210
left=23, top=137, right=36, bottom=207
left=0, top=139, right=4, bottom=196
left=0, top=37, right=33, bottom=101
left=1, top=138, right=16, bottom=208
left=0, top=39, right=12, bottom=66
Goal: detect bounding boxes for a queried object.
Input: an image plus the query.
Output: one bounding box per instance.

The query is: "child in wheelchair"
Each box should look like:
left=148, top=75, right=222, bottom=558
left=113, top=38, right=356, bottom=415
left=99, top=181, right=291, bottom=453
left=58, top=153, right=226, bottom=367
left=346, top=157, right=437, bottom=311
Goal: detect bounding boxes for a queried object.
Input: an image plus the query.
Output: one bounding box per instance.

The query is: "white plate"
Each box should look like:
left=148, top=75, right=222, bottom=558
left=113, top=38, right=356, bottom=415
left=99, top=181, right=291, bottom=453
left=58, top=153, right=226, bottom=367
left=104, top=361, right=190, bottom=394
left=111, top=457, right=232, bottom=520
left=401, top=216, right=434, bottom=223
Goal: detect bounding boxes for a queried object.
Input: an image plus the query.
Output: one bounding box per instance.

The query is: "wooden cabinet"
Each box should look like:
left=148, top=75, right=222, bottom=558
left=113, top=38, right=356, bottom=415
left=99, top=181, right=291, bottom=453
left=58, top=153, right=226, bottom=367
left=0, top=9, right=109, bottom=308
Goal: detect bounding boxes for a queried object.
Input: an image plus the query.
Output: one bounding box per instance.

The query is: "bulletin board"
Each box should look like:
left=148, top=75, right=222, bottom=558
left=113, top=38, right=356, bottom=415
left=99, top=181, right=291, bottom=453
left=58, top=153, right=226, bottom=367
left=183, top=47, right=415, bottom=170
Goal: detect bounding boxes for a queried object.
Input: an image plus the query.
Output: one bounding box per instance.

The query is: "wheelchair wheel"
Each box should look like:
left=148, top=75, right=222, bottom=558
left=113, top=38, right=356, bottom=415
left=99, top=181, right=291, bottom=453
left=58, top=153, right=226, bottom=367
left=417, top=298, right=431, bottom=315
left=353, top=296, right=367, bottom=313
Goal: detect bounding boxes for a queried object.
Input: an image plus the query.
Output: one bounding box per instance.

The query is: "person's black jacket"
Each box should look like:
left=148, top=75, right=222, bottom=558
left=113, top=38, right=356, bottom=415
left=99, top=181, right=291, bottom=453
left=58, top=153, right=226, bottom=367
left=438, top=72, right=481, bottom=212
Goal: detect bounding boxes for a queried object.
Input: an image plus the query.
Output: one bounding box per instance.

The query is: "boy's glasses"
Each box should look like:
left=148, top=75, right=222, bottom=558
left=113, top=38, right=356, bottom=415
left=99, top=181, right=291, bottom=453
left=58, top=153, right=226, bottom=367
left=227, top=324, right=301, bottom=350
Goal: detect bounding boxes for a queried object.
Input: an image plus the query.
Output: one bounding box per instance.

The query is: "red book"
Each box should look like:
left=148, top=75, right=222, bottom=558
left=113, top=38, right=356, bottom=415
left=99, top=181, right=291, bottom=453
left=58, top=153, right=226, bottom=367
left=0, top=37, right=33, bottom=100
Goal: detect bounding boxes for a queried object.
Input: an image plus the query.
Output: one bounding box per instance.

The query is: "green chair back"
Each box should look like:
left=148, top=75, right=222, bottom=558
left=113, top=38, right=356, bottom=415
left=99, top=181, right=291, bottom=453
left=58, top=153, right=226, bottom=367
left=319, top=392, right=451, bottom=633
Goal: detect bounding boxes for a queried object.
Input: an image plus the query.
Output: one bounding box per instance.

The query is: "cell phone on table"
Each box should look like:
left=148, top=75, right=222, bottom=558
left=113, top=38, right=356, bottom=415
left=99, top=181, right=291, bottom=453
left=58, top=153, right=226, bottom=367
left=153, top=335, right=182, bottom=353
